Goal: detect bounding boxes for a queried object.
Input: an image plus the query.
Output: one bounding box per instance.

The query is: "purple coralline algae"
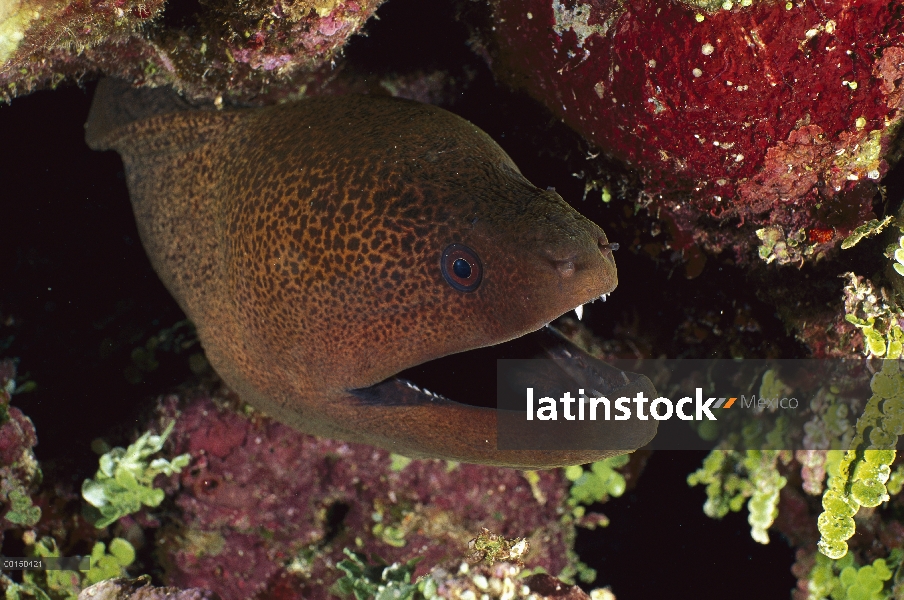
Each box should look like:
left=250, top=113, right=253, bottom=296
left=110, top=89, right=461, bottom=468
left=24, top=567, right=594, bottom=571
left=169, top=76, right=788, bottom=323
left=152, top=388, right=575, bottom=600
left=483, top=0, right=904, bottom=264
left=0, top=361, right=37, bottom=466
left=0, top=358, right=41, bottom=542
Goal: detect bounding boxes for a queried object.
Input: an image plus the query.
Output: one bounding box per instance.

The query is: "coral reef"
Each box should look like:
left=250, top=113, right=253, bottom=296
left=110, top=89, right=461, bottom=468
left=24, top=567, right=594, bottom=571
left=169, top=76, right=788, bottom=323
left=0, top=0, right=384, bottom=103
left=6, top=0, right=904, bottom=595
left=680, top=359, right=904, bottom=597
left=833, top=213, right=904, bottom=359
left=0, top=377, right=591, bottom=599
left=418, top=561, right=605, bottom=600
left=0, top=358, right=42, bottom=541
left=760, top=211, right=904, bottom=359
left=151, top=388, right=578, bottom=600
left=77, top=576, right=221, bottom=599
left=334, top=548, right=611, bottom=600
left=842, top=274, right=904, bottom=359
left=484, top=0, right=904, bottom=262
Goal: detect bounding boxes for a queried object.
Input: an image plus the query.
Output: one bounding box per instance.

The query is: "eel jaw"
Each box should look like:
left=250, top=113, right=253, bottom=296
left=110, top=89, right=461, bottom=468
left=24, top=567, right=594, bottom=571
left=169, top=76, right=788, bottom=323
left=572, top=292, right=612, bottom=321
left=353, top=325, right=655, bottom=413
left=345, top=326, right=658, bottom=466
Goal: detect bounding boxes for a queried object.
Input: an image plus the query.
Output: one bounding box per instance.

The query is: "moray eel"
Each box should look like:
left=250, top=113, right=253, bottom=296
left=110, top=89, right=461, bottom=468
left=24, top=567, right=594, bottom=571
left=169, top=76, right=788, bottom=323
left=85, top=79, right=657, bottom=468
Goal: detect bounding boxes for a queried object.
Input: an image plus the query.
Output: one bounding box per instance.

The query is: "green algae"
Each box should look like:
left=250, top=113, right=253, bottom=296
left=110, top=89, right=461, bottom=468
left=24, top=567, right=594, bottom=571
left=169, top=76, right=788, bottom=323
left=841, top=217, right=895, bottom=250
left=807, top=549, right=901, bottom=600
left=81, top=421, right=190, bottom=528
left=688, top=445, right=789, bottom=544
left=333, top=548, right=421, bottom=600
left=817, top=361, right=904, bottom=559
left=564, top=455, right=628, bottom=508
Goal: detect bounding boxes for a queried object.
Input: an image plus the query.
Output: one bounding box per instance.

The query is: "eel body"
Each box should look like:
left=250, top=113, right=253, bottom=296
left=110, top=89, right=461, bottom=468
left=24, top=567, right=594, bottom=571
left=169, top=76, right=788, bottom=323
left=86, top=80, right=657, bottom=468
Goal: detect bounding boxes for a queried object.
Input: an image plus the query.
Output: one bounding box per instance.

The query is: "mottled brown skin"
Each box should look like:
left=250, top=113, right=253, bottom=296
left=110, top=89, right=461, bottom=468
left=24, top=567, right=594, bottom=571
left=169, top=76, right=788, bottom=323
left=86, top=81, right=656, bottom=467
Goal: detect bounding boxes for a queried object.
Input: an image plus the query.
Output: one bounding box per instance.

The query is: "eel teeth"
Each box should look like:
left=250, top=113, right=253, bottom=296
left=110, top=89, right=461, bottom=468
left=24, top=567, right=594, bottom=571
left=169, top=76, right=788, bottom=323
left=574, top=304, right=584, bottom=320
left=600, top=293, right=608, bottom=302
left=404, top=380, right=450, bottom=402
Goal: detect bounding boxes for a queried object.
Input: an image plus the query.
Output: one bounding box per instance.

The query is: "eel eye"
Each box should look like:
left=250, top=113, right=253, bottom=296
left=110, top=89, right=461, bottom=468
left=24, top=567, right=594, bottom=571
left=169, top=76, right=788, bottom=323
left=441, top=243, right=482, bottom=292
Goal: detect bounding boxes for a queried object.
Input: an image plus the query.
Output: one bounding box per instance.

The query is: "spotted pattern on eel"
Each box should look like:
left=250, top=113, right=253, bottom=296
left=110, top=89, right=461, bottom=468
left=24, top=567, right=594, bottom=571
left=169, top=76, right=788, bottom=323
left=86, top=79, right=656, bottom=468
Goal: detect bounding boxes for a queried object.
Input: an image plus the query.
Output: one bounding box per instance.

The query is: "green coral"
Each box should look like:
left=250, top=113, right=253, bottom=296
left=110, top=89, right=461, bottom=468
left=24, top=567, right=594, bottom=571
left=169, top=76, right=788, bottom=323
left=798, top=386, right=856, bottom=496
left=371, top=514, right=408, bottom=549
left=843, top=274, right=904, bottom=359
left=81, top=421, right=190, bottom=528
left=756, top=226, right=814, bottom=265
left=332, top=548, right=421, bottom=600
left=842, top=217, right=904, bottom=357
left=841, top=216, right=895, bottom=250
left=82, top=539, right=136, bottom=586
left=467, top=529, right=529, bottom=567
left=332, top=542, right=611, bottom=600
left=389, top=454, right=413, bottom=472
left=688, top=443, right=789, bottom=544
left=888, top=234, right=904, bottom=277
left=745, top=451, right=788, bottom=544
left=688, top=448, right=752, bottom=519
left=558, top=456, right=627, bottom=582
left=822, top=401, right=854, bottom=449
left=564, top=455, right=628, bottom=509
left=3, top=484, right=40, bottom=525
left=27, top=537, right=82, bottom=598
left=1, top=577, right=54, bottom=600
left=806, top=550, right=900, bottom=600
left=557, top=456, right=627, bottom=580
left=817, top=361, right=904, bottom=559
left=16, top=536, right=135, bottom=599
left=0, top=369, right=42, bottom=528
left=123, top=320, right=200, bottom=384
left=886, top=465, right=904, bottom=496
left=370, top=498, right=413, bottom=549
left=759, top=369, right=792, bottom=401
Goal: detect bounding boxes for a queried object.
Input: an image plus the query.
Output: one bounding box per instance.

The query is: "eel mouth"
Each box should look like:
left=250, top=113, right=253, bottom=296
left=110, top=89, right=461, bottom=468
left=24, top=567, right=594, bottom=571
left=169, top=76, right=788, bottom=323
left=360, top=324, right=656, bottom=413
left=348, top=324, right=660, bottom=458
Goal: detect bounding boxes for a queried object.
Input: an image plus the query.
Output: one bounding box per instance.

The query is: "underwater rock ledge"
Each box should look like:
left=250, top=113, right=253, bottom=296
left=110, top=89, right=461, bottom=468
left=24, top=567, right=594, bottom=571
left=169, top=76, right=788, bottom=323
left=0, top=0, right=384, bottom=103
left=484, top=0, right=904, bottom=263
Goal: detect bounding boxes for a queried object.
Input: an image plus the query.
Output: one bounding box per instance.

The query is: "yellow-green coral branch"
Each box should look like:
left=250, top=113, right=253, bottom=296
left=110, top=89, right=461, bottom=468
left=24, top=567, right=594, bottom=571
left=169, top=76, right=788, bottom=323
left=817, top=360, right=903, bottom=559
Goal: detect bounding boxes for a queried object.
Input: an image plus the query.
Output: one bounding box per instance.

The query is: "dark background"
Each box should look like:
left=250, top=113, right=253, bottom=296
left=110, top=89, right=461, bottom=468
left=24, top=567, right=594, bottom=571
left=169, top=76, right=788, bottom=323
left=11, top=0, right=897, bottom=595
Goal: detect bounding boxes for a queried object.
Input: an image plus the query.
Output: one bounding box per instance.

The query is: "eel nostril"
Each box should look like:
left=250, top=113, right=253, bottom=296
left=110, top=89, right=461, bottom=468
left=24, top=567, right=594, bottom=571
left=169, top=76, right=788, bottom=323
left=598, top=239, right=619, bottom=253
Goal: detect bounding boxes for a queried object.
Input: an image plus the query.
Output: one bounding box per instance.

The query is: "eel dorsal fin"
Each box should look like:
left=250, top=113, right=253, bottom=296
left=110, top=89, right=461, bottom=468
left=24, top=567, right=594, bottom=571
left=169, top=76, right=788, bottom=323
left=85, top=78, right=240, bottom=156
